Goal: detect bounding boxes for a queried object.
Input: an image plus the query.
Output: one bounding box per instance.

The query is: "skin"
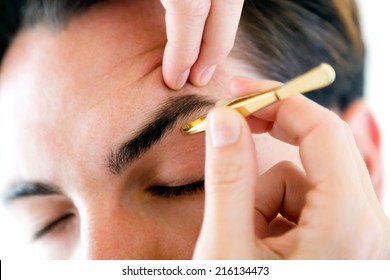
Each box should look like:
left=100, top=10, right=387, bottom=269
left=0, top=0, right=388, bottom=259
left=0, top=0, right=261, bottom=259
left=197, top=95, right=390, bottom=259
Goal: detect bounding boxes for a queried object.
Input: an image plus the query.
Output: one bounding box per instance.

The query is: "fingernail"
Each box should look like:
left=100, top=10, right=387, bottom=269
left=199, top=64, right=217, bottom=86
left=209, top=108, right=241, bottom=147
left=176, top=68, right=190, bottom=89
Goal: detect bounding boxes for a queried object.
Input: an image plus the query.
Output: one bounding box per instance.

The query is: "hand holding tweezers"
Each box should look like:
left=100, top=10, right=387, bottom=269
left=181, top=63, right=336, bottom=135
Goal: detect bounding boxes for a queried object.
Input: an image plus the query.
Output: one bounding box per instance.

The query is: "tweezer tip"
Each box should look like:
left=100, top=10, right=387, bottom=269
left=181, top=115, right=207, bottom=135
left=181, top=124, right=195, bottom=134
left=181, top=125, right=204, bottom=135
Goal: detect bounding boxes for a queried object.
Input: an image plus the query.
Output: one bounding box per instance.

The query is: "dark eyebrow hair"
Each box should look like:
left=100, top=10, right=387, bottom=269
left=2, top=181, right=62, bottom=204
left=107, top=94, right=215, bottom=175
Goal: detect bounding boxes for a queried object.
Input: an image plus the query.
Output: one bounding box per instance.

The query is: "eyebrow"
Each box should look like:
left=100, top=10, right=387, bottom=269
left=107, top=94, right=215, bottom=175
left=2, top=181, right=62, bottom=204
left=1, top=95, right=215, bottom=203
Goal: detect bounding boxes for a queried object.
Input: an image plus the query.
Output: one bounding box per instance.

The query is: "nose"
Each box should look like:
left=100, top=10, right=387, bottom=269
left=78, top=210, right=160, bottom=260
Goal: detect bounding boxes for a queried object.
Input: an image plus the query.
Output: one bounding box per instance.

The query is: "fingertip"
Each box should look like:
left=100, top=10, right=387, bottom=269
left=162, top=73, right=177, bottom=90
left=163, top=41, right=200, bottom=89
left=162, top=56, right=190, bottom=90
left=229, top=76, right=252, bottom=97
left=190, top=64, right=217, bottom=87
left=207, top=107, right=242, bottom=148
left=229, top=77, right=283, bottom=98
left=176, top=68, right=190, bottom=89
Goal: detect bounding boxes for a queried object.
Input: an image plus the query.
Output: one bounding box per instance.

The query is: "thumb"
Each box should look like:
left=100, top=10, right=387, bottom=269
left=194, top=107, right=258, bottom=259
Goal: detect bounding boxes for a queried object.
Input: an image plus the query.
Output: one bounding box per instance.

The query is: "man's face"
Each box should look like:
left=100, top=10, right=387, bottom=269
left=0, top=0, right=299, bottom=259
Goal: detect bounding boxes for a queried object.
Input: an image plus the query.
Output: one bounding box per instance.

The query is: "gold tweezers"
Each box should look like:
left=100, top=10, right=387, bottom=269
left=181, top=63, right=336, bottom=135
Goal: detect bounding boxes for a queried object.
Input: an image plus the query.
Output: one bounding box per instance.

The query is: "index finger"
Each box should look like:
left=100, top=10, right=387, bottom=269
left=230, top=77, right=366, bottom=191
left=230, top=76, right=383, bottom=218
left=189, top=0, right=244, bottom=86
left=258, top=95, right=366, bottom=194
left=161, top=0, right=210, bottom=89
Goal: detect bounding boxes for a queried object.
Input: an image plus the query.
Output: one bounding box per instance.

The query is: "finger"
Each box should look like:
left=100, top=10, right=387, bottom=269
left=270, top=96, right=365, bottom=193
left=228, top=77, right=386, bottom=258
left=262, top=96, right=383, bottom=257
left=254, top=161, right=311, bottom=239
left=229, top=77, right=283, bottom=133
left=229, top=76, right=365, bottom=192
left=229, top=77, right=283, bottom=98
left=266, top=216, right=296, bottom=238
left=193, top=107, right=257, bottom=259
left=161, top=0, right=211, bottom=89
left=189, top=0, right=244, bottom=86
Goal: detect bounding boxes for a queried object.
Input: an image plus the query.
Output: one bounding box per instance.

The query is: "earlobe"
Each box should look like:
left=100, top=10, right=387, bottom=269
left=342, top=99, right=383, bottom=199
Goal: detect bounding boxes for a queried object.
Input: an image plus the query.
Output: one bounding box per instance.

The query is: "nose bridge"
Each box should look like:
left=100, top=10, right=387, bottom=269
left=78, top=207, right=155, bottom=260
left=83, top=213, right=124, bottom=259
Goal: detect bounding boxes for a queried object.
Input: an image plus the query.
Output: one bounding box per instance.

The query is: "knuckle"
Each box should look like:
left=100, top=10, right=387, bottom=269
left=204, top=39, right=235, bottom=60
left=325, top=112, right=353, bottom=139
left=274, top=160, right=299, bottom=173
left=165, top=42, right=199, bottom=66
left=166, top=39, right=199, bottom=53
left=207, top=160, right=246, bottom=191
left=310, top=110, right=352, bottom=141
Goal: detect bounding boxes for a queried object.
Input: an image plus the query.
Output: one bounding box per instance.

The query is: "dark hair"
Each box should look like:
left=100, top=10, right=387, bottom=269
left=0, top=0, right=103, bottom=61
left=0, top=0, right=364, bottom=110
left=236, top=0, right=365, bottom=110
left=22, top=0, right=105, bottom=26
left=0, top=0, right=24, bottom=62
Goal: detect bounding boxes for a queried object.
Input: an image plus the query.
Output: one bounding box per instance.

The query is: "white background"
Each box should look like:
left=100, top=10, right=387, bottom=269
left=357, top=0, right=390, bottom=215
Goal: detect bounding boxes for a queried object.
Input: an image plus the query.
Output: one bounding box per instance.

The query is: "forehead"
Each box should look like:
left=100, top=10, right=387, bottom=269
left=0, top=0, right=168, bottom=121
left=0, top=0, right=232, bottom=186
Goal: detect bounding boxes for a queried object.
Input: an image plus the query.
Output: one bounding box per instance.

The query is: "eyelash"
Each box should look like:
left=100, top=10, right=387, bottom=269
left=34, top=213, right=74, bottom=241
left=147, top=181, right=205, bottom=198
left=33, top=182, right=204, bottom=239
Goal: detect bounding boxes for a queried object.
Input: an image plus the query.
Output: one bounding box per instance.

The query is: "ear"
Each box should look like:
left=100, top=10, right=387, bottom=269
left=342, top=99, right=383, bottom=200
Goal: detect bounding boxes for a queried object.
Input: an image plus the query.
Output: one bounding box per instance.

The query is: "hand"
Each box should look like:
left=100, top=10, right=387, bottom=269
left=160, top=0, right=244, bottom=89
left=193, top=77, right=390, bottom=259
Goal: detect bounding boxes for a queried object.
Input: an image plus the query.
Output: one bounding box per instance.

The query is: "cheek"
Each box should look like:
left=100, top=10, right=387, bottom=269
left=76, top=195, right=204, bottom=259
left=29, top=215, right=80, bottom=259
left=146, top=194, right=205, bottom=259
left=253, top=134, right=302, bottom=173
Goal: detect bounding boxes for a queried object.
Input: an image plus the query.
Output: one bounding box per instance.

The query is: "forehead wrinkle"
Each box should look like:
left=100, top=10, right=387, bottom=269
left=107, top=48, right=164, bottom=100
left=107, top=94, right=215, bottom=175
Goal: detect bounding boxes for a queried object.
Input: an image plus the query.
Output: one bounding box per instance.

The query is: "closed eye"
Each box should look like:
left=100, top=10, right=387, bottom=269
left=34, top=213, right=74, bottom=240
left=146, top=181, right=204, bottom=198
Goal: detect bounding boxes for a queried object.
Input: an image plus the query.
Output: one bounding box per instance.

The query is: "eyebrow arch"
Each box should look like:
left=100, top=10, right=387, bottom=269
left=3, top=182, right=62, bottom=204
left=107, top=94, right=215, bottom=175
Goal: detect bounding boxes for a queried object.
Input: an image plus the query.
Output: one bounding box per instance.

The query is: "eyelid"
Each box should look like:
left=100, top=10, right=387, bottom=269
left=147, top=180, right=204, bottom=198
left=33, top=213, right=74, bottom=241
